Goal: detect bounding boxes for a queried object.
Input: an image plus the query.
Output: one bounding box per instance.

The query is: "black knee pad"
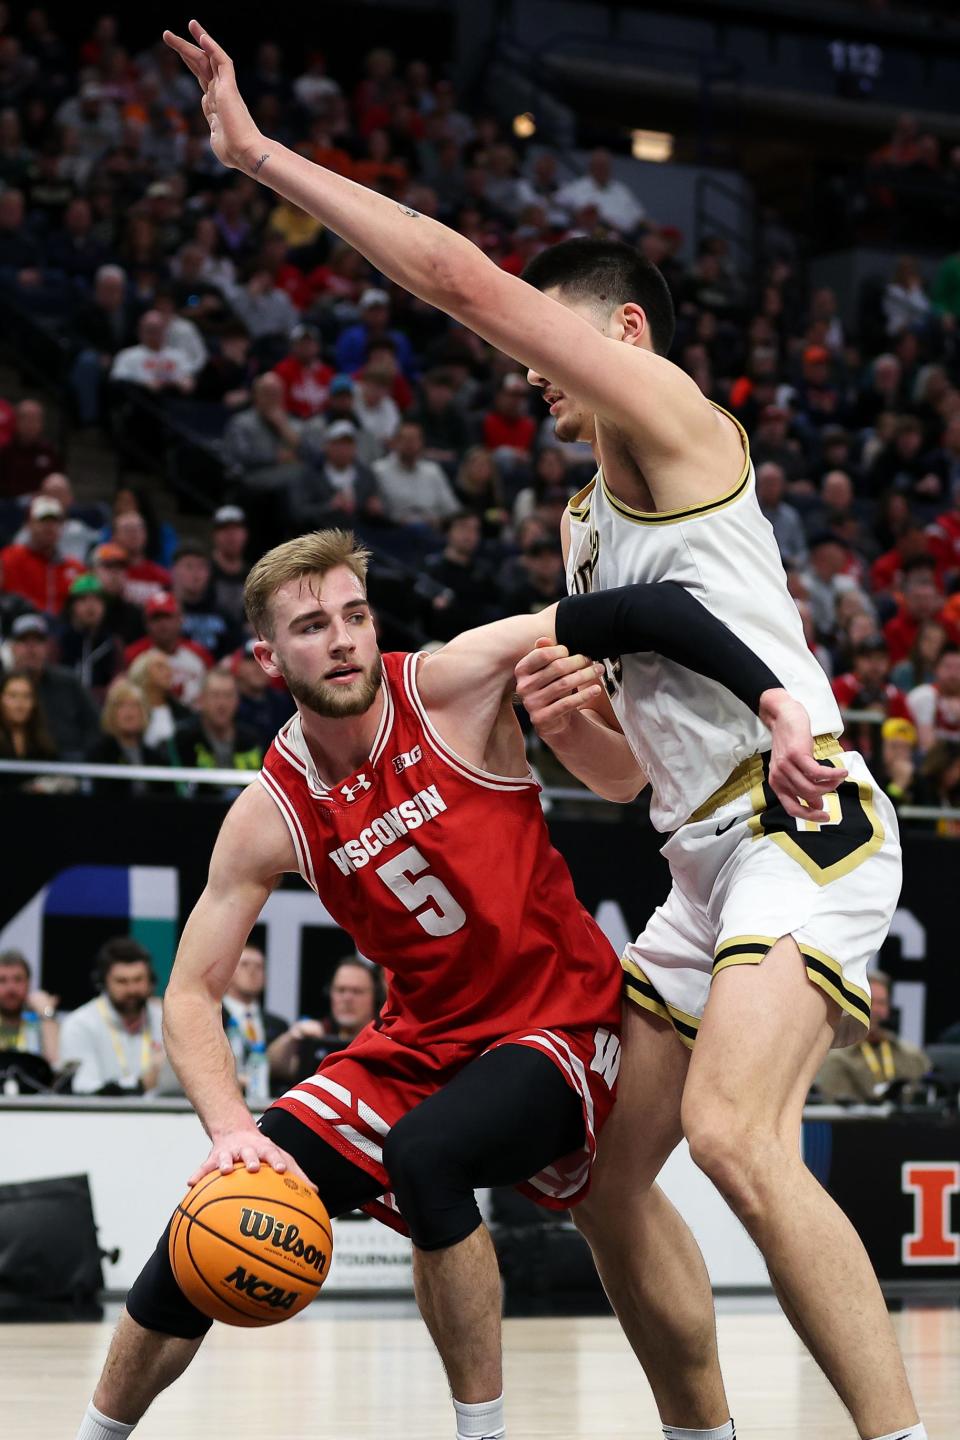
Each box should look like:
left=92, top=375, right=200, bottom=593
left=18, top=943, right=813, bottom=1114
left=125, top=1219, right=213, bottom=1341
left=383, top=1119, right=482, bottom=1252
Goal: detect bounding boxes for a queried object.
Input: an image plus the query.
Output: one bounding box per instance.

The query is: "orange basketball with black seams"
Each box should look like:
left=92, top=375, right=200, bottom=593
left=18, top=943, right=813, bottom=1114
left=169, top=1166, right=333, bottom=1326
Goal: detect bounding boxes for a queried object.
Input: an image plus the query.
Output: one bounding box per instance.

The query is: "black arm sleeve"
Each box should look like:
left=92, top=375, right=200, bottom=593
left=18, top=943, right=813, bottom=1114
left=555, top=582, right=782, bottom=717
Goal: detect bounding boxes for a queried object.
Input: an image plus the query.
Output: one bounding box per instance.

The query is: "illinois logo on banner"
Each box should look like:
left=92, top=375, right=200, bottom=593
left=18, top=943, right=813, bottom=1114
left=901, top=1161, right=960, bottom=1265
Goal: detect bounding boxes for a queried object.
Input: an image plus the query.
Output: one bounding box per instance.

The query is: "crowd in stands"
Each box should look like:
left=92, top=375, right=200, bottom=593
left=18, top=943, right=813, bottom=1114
left=0, top=11, right=958, bottom=828
left=0, top=940, right=384, bottom=1100
left=3, top=938, right=957, bottom=1105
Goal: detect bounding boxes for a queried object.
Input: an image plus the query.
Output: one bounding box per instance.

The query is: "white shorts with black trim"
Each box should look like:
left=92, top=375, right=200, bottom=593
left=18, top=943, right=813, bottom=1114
left=622, top=748, right=902, bottom=1050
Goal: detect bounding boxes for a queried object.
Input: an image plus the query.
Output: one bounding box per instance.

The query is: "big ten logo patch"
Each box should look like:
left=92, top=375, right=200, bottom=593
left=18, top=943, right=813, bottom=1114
left=392, top=744, right=422, bottom=776
left=901, top=1161, right=960, bottom=1265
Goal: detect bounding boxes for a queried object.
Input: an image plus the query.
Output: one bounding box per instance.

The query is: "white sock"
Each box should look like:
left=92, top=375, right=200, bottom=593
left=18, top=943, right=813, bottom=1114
left=867, top=1427, right=927, bottom=1440
left=663, top=1423, right=736, bottom=1440
left=452, top=1392, right=505, bottom=1440
left=76, top=1401, right=136, bottom=1440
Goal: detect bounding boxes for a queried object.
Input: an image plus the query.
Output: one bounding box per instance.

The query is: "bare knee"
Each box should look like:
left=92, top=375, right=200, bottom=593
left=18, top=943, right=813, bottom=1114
left=684, top=1108, right=784, bottom=1225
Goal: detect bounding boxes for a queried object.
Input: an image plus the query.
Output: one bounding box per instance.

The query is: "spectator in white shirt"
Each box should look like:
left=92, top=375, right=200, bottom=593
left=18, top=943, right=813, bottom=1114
left=153, top=289, right=208, bottom=376
left=353, top=364, right=402, bottom=453
left=555, top=149, right=646, bottom=235
left=110, top=311, right=195, bottom=394
left=59, top=939, right=164, bottom=1095
left=883, top=256, right=932, bottom=338
left=909, top=647, right=960, bottom=750
left=372, top=420, right=460, bottom=528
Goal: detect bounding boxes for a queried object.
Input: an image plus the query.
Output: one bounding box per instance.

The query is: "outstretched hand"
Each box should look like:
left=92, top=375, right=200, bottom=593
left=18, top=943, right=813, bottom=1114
left=761, top=689, right=847, bottom=824
left=163, top=19, right=261, bottom=173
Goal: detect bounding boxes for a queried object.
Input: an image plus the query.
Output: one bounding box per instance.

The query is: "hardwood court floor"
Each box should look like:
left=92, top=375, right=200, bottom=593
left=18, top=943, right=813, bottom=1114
left=9, top=1305, right=959, bottom=1438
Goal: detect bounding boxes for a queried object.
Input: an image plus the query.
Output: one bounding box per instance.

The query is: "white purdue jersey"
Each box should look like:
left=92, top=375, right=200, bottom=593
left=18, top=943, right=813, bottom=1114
left=565, top=406, right=843, bottom=832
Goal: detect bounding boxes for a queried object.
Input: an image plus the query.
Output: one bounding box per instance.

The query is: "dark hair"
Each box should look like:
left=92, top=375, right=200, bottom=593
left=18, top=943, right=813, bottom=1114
left=902, top=554, right=937, bottom=581
left=522, top=238, right=676, bottom=356
left=0, top=949, right=29, bottom=977
left=172, top=541, right=209, bottom=564
left=95, top=937, right=154, bottom=988
left=0, top=670, right=57, bottom=760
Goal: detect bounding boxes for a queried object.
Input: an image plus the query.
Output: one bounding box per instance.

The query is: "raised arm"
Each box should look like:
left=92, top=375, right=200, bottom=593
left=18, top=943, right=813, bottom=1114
left=163, top=781, right=314, bottom=1187
left=163, top=22, right=709, bottom=460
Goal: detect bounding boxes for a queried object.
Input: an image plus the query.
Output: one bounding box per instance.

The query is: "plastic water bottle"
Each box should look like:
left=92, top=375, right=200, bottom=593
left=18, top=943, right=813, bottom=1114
left=245, top=1042, right=270, bottom=1107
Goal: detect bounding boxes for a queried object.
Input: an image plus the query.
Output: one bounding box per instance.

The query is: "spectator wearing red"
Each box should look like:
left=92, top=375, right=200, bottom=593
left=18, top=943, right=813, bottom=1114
left=123, top=593, right=212, bottom=707
left=0, top=399, right=63, bottom=499
left=0, top=397, right=16, bottom=448
left=273, top=324, right=333, bottom=419
left=871, top=525, right=944, bottom=595
left=908, top=647, right=960, bottom=750
left=0, top=496, right=85, bottom=614
left=883, top=558, right=960, bottom=664
left=257, top=233, right=312, bottom=312
left=482, top=373, right=536, bottom=456
left=831, top=635, right=914, bottom=761
left=112, top=513, right=171, bottom=609
left=926, top=477, right=960, bottom=582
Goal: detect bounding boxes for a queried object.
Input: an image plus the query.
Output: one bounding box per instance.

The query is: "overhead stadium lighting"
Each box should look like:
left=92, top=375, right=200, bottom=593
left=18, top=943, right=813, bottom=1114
left=631, top=129, right=673, bottom=162
left=513, top=112, right=537, bottom=139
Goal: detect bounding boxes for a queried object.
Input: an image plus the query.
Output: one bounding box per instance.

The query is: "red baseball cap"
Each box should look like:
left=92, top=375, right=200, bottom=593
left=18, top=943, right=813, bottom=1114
left=803, top=345, right=829, bottom=364
left=145, top=591, right=179, bottom=618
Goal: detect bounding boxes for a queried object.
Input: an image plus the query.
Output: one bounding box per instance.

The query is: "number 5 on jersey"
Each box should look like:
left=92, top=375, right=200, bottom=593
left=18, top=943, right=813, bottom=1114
left=375, top=844, right=467, bottom=937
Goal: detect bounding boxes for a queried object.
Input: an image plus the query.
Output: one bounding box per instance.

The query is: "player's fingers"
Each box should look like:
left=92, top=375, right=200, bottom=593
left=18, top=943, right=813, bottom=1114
left=239, top=1147, right=262, bottom=1173
left=515, top=644, right=568, bottom=677
left=161, top=31, right=210, bottom=90
left=778, top=792, right=829, bottom=823
left=191, top=21, right=234, bottom=72
left=522, top=669, right=603, bottom=709
left=534, top=637, right=558, bottom=651
left=536, top=687, right=603, bottom=727
left=187, top=1158, right=216, bottom=1186
left=217, top=1149, right=238, bottom=1174
left=516, top=655, right=598, bottom=695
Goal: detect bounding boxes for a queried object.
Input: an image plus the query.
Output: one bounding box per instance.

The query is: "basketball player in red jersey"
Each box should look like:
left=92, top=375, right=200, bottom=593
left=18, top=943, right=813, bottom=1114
left=75, top=529, right=830, bottom=1440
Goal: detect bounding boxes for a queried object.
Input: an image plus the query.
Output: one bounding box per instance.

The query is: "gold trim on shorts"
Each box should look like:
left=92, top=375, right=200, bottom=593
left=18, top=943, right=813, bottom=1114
left=713, top=934, right=871, bottom=1033
left=745, top=755, right=885, bottom=886
left=686, top=735, right=843, bottom=826
left=622, top=955, right=700, bottom=1049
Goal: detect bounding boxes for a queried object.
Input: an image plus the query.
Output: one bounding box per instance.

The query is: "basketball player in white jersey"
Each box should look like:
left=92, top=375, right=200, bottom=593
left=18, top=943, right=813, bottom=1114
left=163, top=24, right=923, bottom=1440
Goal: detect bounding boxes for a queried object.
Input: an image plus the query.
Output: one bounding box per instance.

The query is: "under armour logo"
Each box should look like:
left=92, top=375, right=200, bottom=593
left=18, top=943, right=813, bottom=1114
left=340, top=773, right=372, bottom=803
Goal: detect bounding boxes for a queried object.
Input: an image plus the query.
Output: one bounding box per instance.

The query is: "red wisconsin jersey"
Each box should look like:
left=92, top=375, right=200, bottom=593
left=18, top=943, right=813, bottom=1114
left=259, top=651, right=621, bottom=1049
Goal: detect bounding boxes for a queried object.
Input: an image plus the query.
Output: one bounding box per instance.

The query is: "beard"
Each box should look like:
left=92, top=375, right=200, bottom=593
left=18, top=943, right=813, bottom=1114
left=112, top=995, right=148, bottom=1019
left=282, top=652, right=383, bottom=719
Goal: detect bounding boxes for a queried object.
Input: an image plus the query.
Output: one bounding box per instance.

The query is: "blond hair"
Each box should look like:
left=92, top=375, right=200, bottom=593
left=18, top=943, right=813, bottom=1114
left=244, top=529, right=370, bottom=639
left=101, top=678, right=149, bottom=738
left=127, top=647, right=173, bottom=704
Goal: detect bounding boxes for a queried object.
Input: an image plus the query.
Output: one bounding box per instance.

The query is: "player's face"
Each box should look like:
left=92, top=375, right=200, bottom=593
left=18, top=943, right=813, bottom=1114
left=261, top=566, right=383, bottom=720
left=525, top=288, right=608, bottom=445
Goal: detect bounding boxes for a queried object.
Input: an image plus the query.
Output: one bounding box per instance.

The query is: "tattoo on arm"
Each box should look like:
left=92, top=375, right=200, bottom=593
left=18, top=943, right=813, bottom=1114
left=253, top=153, right=270, bottom=174
left=397, top=204, right=420, bottom=218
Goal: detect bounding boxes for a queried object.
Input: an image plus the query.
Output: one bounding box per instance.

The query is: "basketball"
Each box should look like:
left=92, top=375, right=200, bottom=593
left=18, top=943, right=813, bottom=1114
left=169, top=1166, right=333, bottom=1327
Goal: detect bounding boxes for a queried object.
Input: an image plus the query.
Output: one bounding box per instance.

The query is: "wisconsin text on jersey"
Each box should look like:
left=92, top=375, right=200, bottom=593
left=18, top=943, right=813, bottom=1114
left=328, top=784, right=447, bottom=873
